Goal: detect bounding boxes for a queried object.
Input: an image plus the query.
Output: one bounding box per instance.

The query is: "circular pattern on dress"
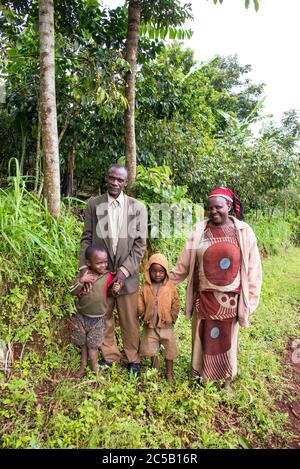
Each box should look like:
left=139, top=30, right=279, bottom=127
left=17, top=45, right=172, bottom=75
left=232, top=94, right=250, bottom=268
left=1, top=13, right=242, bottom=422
left=210, top=327, right=220, bottom=339
left=203, top=241, right=240, bottom=287
left=219, top=257, right=231, bottom=269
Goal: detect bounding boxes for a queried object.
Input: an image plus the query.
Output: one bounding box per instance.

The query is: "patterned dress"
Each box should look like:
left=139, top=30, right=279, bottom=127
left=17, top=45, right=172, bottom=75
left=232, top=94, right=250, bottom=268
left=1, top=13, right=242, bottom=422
left=191, top=223, right=241, bottom=381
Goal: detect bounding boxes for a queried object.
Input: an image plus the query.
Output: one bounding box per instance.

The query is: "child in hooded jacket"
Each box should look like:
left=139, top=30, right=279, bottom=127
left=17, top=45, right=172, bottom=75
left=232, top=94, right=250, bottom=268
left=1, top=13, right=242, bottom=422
left=138, top=253, right=180, bottom=383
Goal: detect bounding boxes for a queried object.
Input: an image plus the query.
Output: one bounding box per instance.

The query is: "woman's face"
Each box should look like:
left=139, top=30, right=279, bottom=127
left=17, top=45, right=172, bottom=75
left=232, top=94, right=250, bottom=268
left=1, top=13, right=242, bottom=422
left=207, top=196, right=231, bottom=225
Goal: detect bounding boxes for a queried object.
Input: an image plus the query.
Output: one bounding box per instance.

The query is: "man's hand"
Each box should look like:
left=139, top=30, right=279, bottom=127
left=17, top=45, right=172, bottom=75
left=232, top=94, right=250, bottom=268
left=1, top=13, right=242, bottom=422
left=80, top=271, right=96, bottom=283
left=112, top=282, right=121, bottom=296
left=79, top=271, right=96, bottom=293
left=114, top=270, right=127, bottom=289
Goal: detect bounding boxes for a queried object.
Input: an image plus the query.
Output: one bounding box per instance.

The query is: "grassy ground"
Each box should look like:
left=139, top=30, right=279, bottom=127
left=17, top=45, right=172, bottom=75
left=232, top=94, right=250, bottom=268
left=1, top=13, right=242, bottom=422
left=1, top=245, right=299, bottom=449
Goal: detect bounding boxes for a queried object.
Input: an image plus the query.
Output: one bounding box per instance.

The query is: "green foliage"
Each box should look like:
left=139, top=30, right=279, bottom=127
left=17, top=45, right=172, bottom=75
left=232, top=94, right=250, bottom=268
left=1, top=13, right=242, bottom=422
left=0, top=1, right=195, bottom=193
left=0, top=160, right=82, bottom=345
left=133, top=164, right=191, bottom=206
left=247, top=214, right=292, bottom=255
left=212, top=0, right=260, bottom=12
left=134, top=46, right=299, bottom=209
left=141, top=0, right=193, bottom=28
left=1, top=1, right=130, bottom=189
left=132, top=163, right=201, bottom=254
left=1, top=7, right=299, bottom=203
left=0, top=159, right=82, bottom=277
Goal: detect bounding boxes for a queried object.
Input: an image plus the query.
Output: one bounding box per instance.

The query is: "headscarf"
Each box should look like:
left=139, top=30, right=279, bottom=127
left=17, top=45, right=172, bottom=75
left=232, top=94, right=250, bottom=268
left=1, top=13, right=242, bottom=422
left=208, top=187, right=244, bottom=220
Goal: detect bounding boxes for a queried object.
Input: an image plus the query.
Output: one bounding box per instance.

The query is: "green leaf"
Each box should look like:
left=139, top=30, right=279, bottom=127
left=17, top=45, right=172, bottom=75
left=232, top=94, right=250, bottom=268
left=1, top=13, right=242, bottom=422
left=6, top=48, right=17, bottom=58
left=254, top=0, right=260, bottom=12
left=86, top=0, right=99, bottom=9
left=96, top=87, right=106, bottom=105
left=238, top=435, right=252, bottom=449
left=169, top=28, right=176, bottom=40
left=245, top=0, right=250, bottom=9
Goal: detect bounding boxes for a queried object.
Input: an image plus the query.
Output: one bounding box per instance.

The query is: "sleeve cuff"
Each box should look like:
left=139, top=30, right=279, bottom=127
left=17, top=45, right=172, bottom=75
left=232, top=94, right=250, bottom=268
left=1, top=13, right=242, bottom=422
left=120, top=266, right=130, bottom=278
left=238, top=318, right=249, bottom=328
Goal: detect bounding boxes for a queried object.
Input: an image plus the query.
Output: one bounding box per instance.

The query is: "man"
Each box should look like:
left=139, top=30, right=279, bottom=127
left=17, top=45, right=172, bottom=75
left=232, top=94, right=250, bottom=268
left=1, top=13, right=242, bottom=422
left=79, top=164, right=147, bottom=377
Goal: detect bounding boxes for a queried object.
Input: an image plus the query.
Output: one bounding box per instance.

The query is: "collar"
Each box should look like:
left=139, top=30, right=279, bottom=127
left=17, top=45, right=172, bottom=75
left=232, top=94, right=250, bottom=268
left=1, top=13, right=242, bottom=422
left=202, top=216, right=247, bottom=230
left=107, top=191, right=125, bottom=208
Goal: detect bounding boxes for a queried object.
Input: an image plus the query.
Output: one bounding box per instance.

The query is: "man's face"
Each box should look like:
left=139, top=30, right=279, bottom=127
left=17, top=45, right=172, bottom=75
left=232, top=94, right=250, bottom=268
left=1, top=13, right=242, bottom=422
left=106, top=167, right=128, bottom=198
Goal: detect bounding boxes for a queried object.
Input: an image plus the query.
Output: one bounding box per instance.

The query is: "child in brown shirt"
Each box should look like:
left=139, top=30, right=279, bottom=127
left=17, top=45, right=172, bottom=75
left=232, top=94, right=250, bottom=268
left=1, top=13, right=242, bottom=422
left=69, top=245, right=120, bottom=377
left=138, top=253, right=180, bottom=383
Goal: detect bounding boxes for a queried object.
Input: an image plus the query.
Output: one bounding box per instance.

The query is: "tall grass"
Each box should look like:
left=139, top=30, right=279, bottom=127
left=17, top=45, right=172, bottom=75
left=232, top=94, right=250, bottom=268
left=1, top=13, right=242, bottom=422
left=246, top=214, right=292, bottom=255
left=0, top=159, right=84, bottom=282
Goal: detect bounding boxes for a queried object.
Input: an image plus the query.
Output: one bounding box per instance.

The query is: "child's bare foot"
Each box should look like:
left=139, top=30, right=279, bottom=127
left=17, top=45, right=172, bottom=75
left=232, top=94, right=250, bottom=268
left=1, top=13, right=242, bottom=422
left=166, top=372, right=174, bottom=384
left=151, top=356, right=160, bottom=371
left=165, top=359, right=174, bottom=384
left=89, top=349, right=99, bottom=376
left=74, top=368, right=87, bottom=378
left=91, top=366, right=99, bottom=376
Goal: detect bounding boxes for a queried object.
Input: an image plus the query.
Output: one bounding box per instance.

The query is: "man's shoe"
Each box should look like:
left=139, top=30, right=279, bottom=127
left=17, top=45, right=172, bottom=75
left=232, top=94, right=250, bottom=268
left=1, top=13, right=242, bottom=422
left=127, top=362, right=140, bottom=378
left=99, top=359, right=112, bottom=368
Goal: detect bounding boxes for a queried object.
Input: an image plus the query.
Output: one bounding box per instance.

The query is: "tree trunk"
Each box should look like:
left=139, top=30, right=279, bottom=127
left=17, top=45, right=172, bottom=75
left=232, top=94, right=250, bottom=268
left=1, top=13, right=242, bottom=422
left=63, top=144, right=76, bottom=197
left=124, top=0, right=141, bottom=192
left=39, top=0, right=60, bottom=217
left=34, top=102, right=42, bottom=193
left=58, top=109, right=72, bottom=144
left=20, top=120, right=26, bottom=176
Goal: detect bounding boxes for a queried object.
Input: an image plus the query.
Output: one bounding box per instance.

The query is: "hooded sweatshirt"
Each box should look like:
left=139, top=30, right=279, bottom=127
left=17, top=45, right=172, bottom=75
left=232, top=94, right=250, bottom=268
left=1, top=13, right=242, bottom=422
left=138, top=253, right=180, bottom=328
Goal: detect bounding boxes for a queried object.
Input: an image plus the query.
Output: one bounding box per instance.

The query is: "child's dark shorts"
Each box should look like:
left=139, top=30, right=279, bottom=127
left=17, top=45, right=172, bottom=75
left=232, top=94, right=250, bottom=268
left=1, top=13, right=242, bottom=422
left=70, top=312, right=106, bottom=349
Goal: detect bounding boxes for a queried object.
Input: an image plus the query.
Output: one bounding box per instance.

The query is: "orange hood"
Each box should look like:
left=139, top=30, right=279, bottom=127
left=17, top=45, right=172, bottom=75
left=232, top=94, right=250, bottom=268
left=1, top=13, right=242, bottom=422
left=144, top=253, right=169, bottom=285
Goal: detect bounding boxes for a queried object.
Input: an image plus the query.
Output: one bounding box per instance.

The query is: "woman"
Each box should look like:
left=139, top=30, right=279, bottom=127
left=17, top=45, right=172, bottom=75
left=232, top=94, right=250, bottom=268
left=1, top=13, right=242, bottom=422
left=170, top=188, right=262, bottom=391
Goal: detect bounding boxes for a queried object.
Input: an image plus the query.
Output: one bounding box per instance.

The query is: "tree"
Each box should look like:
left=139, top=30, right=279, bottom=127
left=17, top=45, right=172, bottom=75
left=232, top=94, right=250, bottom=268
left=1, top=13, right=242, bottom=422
left=123, top=0, right=261, bottom=190
left=39, top=0, right=60, bottom=217
left=124, top=0, right=193, bottom=191
left=124, top=0, right=141, bottom=191
left=1, top=1, right=133, bottom=195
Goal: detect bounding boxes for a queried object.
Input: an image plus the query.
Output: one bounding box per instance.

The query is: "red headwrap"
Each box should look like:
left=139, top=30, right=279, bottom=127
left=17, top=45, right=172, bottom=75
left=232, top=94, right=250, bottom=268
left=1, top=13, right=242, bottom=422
left=208, top=187, right=244, bottom=220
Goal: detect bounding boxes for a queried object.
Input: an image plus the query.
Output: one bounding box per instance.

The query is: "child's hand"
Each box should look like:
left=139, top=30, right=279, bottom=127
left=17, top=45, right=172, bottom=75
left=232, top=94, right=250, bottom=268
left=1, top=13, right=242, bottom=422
left=112, top=282, right=121, bottom=295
